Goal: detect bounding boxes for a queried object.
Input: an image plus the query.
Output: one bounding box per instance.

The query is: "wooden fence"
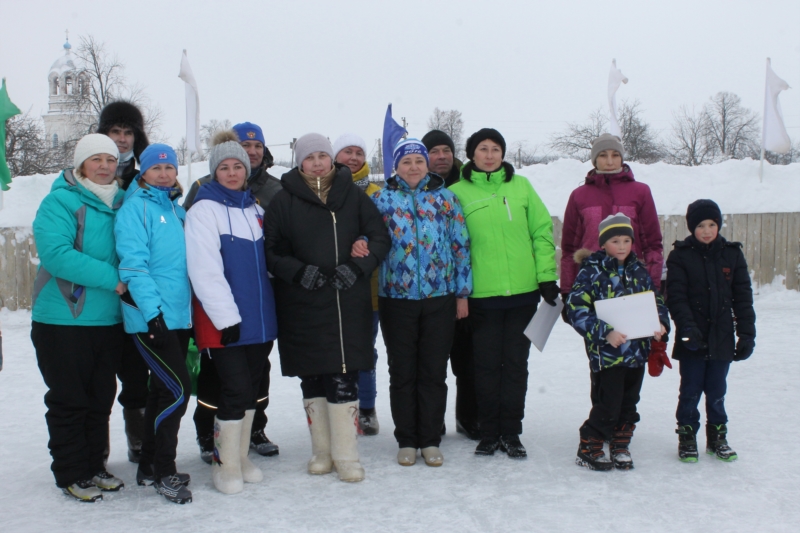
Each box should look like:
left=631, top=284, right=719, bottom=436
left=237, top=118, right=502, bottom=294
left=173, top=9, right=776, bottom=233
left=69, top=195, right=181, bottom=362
left=2, top=213, right=799, bottom=311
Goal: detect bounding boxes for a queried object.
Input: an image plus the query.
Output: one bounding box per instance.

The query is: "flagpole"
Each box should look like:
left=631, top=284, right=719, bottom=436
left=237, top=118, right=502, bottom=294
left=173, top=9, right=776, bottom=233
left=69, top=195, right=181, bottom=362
left=759, top=58, right=769, bottom=183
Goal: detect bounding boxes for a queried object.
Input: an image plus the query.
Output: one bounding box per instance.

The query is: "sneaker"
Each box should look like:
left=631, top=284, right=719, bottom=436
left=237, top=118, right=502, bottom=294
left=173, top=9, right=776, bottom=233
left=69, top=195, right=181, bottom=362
left=455, top=419, right=481, bottom=441
left=499, top=435, right=527, bottom=459
left=357, top=408, right=380, bottom=436
left=136, top=464, right=190, bottom=487
left=475, top=437, right=500, bottom=456
left=63, top=480, right=102, bottom=502
left=155, top=474, right=193, bottom=504
left=250, top=429, right=280, bottom=456
left=676, top=425, right=699, bottom=463
left=576, top=436, right=613, bottom=471
left=198, top=435, right=214, bottom=465
left=92, top=470, right=124, bottom=491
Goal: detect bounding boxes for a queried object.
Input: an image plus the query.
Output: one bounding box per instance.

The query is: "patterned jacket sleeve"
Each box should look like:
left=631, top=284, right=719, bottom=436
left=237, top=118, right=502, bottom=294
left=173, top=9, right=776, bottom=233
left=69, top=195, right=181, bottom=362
left=566, top=265, right=614, bottom=348
left=449, top=194, right=472, bottom=297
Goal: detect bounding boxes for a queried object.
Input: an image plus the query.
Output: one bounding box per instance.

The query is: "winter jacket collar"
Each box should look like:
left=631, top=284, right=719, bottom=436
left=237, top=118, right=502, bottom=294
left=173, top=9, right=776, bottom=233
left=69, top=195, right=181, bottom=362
left=194, top=178, right=256, bottom=210
left=56, top=169, right=125, bottom=213
left=676, top=234, right=728, bottom=253
left=299, top=165, right=336, bottom=203
left=280, top=163, right=353, bottom=211
left=584, top=164, right=635, bottom=186
left=464, top=166, right=507, bottom=191
left=386, top=173, right=445, bottom=194
left=124, top=177, right=183, bottom=207
left=582, top=249, right=642, bottom=275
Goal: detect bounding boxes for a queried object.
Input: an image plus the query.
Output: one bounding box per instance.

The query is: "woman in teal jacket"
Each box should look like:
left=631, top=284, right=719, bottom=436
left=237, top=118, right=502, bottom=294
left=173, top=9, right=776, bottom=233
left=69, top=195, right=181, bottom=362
left=448, top=128, right=559, bottom=459
left=31, top=134, right=127, bottom=502
left=114, top=144, right=193, bottom=504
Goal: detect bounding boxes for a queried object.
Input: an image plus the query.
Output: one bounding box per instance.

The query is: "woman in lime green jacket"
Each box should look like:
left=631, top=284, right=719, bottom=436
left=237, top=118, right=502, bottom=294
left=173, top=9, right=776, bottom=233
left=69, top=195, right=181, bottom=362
left=449, top=128, right=559, bottom=459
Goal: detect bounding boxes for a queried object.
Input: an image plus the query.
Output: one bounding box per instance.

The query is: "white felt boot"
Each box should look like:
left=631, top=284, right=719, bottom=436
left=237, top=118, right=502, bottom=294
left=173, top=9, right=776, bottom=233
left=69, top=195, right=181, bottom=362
left=304, top=398, right=333, bottom=475
left=329, top=401, right=365, bottom=482
left=212, top=418, right=243, bottom=494
left=240, top=410, right=263, bottom=483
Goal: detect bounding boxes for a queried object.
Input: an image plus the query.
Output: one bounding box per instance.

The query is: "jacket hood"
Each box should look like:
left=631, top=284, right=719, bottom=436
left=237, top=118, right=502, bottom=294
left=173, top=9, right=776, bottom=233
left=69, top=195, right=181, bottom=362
left=386, top=173, right=445, bottom=193
left=584, top=163, right=635, bottom=185
left=194, top=178, right=256, bottom=209
left=52, top=169, right=125, bottom=212
left=280, top=163, right=353, bottom=210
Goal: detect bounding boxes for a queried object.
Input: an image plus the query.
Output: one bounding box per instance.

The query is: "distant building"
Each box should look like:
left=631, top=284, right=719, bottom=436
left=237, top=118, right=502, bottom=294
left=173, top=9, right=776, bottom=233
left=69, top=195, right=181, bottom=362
left=42, top=37, right=91, bottom=150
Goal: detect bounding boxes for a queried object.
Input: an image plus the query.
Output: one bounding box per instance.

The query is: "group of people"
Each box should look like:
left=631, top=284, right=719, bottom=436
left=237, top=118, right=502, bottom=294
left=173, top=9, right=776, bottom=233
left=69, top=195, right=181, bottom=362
left=30, top=100, right=756, bottom=504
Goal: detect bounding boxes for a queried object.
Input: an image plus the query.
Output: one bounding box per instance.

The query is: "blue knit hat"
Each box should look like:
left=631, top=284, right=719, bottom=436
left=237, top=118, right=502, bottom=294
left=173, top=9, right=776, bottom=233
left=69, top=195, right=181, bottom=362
left=139, top=144, right=178, bottom=176
left=393, top=138, right=429, bottom=170
left=232, top=122, right=265, bottom=144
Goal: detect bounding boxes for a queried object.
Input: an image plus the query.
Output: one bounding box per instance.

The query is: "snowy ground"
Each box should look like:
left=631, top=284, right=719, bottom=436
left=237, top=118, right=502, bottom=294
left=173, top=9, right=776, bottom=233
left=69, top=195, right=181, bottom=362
left=1, top=289, right=799, bottom=533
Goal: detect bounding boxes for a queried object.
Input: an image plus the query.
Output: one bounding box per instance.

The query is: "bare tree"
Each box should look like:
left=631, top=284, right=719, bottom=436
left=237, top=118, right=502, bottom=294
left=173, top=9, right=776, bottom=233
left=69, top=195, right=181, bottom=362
left=508, top=141, right=558, bottom=167
left=175, top=137, right=205, bottom=165
left=549, top=109, right=607, bottom=161
left=764, top=139, right=800, bottom=165
left=4, top=112, right=61, bottom=176
left=427, top=108, right=464, bottom=158
left=702, top=92, right=759, bottom=161
left=618, top=100, right=662, bottom=163
left=665, top=105, right=713, bottom=166
left=200, top=119, right=233, bottom=158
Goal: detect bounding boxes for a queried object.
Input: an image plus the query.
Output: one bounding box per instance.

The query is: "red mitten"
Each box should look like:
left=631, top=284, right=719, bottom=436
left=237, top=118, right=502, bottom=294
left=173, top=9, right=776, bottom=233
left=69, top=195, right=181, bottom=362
left=647, top=341, right=672, bottom=377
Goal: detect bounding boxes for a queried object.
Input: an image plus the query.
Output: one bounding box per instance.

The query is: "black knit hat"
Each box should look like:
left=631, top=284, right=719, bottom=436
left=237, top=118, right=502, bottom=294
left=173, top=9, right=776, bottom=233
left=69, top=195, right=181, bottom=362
left=97, top=101, right=149, bottom=162
left=422, top=129, right=455, bottom=153
left=686, top=199, right=722, bottom=233
left=465, top=128, right=506, bottom=160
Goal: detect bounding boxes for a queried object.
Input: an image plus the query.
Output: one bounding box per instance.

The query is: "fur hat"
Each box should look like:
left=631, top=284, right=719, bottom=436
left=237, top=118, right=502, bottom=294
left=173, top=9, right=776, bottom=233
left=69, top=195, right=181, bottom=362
left=96, top=101, right=149, bottom=162
left=209, top=130, right=251, bottom=179
left=294, top=133, right=334, bottom=168
left=686, top=199, right=722, bottom=234
left=422, top=130, right=455, bottom=153
left=465, top=128, right=506, bottom=160
left=73, top=134, right=119, bottom=172
left=590, top=133, right=624, bottom=168
left=598, top=213, right=634, bottom=247
left=332, top=133, right=368, bottom=161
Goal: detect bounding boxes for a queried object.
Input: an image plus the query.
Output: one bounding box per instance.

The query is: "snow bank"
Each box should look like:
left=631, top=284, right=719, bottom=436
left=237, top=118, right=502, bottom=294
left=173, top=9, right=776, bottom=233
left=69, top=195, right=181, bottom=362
left=1, top=160, right=797, bottom=227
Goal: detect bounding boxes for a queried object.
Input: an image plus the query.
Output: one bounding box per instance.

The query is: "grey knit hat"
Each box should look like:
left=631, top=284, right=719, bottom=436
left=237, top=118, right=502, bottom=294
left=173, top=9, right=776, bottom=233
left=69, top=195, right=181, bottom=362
left=598, top=213, right=634, bottom=247
left=295, top=133, right=334, bottom=168
left=209, top=130, right=251, bottom=179
left=590, top=133, right=624, bottom=168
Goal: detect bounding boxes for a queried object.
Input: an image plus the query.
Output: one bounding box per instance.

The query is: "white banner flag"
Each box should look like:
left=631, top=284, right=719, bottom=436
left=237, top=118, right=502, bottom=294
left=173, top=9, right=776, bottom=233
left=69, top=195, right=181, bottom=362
left=607, top=59, right=628, bottom=138
left=762, top=58, right=792, bottom=154
left=178, top=50, right=202, bottom=154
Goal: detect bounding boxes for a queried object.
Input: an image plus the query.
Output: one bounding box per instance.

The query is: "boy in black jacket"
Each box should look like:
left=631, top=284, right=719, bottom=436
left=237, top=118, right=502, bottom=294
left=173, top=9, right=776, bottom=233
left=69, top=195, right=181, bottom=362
left=666, top=199, right=756, bottom=463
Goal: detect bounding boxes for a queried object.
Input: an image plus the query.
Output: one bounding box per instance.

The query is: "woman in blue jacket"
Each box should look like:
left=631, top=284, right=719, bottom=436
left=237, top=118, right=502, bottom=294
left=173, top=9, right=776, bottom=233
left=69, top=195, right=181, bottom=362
left=114, top=144, right=193, bottom=504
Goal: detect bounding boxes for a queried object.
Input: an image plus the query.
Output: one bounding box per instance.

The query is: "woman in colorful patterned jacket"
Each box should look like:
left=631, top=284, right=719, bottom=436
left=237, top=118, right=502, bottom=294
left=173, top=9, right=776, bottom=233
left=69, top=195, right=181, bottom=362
left=368, top=138, right=471, bottom=468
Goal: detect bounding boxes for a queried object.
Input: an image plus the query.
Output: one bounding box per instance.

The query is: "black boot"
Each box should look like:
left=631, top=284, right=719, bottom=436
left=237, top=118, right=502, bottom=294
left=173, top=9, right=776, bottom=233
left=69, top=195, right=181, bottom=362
left=610, top=423, right=635, bottom=470
left=475, top=436, right=500, bottom=456
left=499, top=435, right=527, bottom=459
left=706, top=423, right=737, bottom=461
left=576, top=435, right=613, bottom=471
left=676, top=425, right=698, bottom=463
left=123, top=407, right=146, bottom=463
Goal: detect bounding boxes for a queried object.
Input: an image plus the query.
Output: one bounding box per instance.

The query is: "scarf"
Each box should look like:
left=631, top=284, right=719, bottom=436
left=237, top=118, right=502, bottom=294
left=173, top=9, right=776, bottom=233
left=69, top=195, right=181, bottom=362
left=75, top=174, right=120, bottom=208
left=351, top=163, right=371, bottom=191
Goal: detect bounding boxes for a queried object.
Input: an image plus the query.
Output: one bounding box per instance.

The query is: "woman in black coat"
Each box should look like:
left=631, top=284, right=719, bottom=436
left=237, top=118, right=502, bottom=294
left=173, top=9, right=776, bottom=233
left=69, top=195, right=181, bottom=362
left=666, top=199, right=755, bottom=464
left=265, top=133, right=389, bottom=482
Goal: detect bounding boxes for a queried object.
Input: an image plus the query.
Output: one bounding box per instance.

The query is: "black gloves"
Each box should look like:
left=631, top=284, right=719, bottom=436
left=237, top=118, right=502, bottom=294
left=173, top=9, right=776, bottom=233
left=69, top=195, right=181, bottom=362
left=220, top=323, right=241, bottom=346
left=538, top=281, right=560, bottom=307
left=146, top=314, right=167, bottom=349
left=734, top=336, right=755, bottom=361
left=295, top=265, right=328, bottom=291
left=330, top=262, right=363, bottom=291
left=560, top=293, right=570, bottom=324
left=681, top=327, right=706, bottom=351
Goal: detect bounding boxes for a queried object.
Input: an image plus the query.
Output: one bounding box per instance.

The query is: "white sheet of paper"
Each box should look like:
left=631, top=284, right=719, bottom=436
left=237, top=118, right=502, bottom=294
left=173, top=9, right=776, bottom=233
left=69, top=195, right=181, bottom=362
left=524, top=297, right=564, bottom=352
left=593, top=290, right=661, bottom=340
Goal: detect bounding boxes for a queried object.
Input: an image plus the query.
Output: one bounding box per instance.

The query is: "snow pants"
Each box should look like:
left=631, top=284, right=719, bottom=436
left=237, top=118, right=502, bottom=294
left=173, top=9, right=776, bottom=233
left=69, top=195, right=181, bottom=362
left=32, top=321, right=124, bottom=488
left=471, top=303, right=537, bottom=438
left=116, top=334, right=149, bottom=410
left=379, top=295, right=455, bottom=449
left=194, top=341, right=273, bottom=435
left=676, top=358, right=730, bottom=434
left=300, top=372, right=359, bottom=403
left=210, top=342, right=268, bottom=421
left=449, top=317, right=478, bottom=427
left=132, top=329, right=191, bottom=478
left=581, top=365, right=645, bottom=441
left=357, top=311, right=380, bottom=410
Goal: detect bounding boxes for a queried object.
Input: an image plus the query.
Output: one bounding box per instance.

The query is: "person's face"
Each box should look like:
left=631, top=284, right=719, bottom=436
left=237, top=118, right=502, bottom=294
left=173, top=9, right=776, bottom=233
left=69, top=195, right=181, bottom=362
left=396, top=154, right=428, bottom=188
left=216, top=158, right=247, bottom=190
left=428, top=145, right=454, bottom=176
left=473, top=140, right=503, bottom=172
left=106, top=125, right=135, bottom=154
left=595, top=150, right=622, bottom=171
left=141, top=164, right=178, bottom=188
left=603, top=235, right=632, bottom=262
left=694, top=219, right=719, bottom=244
left=302, top=152, right=333, bottom=177
left=335, top=146, right=366, bottom=175
left=80, top=153, right=118, bottom=185
left=240, top=140, right=264, bottom=169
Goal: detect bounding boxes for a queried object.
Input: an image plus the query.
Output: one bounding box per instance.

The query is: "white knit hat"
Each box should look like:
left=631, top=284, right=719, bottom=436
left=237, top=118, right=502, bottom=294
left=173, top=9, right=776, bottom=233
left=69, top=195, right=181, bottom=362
left=332, top=133, right=368, bottom=159
left=73, top=134, right=119, bottom=171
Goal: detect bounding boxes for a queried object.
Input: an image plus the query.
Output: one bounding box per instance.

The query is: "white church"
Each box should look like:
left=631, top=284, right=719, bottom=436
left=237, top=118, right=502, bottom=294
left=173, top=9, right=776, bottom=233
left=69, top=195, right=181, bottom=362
left=42, top=36, right=91, bottom=149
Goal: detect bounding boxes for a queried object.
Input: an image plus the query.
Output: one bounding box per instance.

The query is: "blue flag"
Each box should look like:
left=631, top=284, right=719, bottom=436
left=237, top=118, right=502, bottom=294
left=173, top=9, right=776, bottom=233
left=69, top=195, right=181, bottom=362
left=382, top=104, right=407, bottom=180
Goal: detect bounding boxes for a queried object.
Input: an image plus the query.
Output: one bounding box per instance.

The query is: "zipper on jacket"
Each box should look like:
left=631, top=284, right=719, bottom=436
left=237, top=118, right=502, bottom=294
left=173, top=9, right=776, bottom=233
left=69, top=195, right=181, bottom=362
left=410, top=190, right=423, bottom=299
left=330, top=210, right=347, bottom=373
left=503, top=196, right=512, bottom=221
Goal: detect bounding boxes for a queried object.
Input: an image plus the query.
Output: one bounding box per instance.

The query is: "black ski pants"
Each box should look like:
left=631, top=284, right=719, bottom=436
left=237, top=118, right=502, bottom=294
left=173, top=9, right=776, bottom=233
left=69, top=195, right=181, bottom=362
left=132, top=329, right=191, bottom=478
left=194, top=341, right=273, bottom=435
left=300, top=372, right=359, bottom=403
left=116, top=334, right=149, bottom=410
left=471, top=303, right=537, bottom=438
left=210, top=343, right=268, bottom=421
left=32, top=322, right=124, bottom=488
left=379, top=294, right=455, bottom=449
left=449, top=317, right=478, bottom=426
left=581, top=365, right=646, bottom=441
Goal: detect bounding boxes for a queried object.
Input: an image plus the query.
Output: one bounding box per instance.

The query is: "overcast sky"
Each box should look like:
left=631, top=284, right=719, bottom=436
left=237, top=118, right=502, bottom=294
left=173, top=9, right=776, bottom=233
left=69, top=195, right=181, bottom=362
left=2, top=0, right=799, bottom=163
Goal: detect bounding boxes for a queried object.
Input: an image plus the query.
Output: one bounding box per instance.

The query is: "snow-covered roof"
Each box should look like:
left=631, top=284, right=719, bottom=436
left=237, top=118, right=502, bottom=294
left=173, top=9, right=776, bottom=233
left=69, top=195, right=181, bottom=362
left=48, top=43, right=76, bottom=77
